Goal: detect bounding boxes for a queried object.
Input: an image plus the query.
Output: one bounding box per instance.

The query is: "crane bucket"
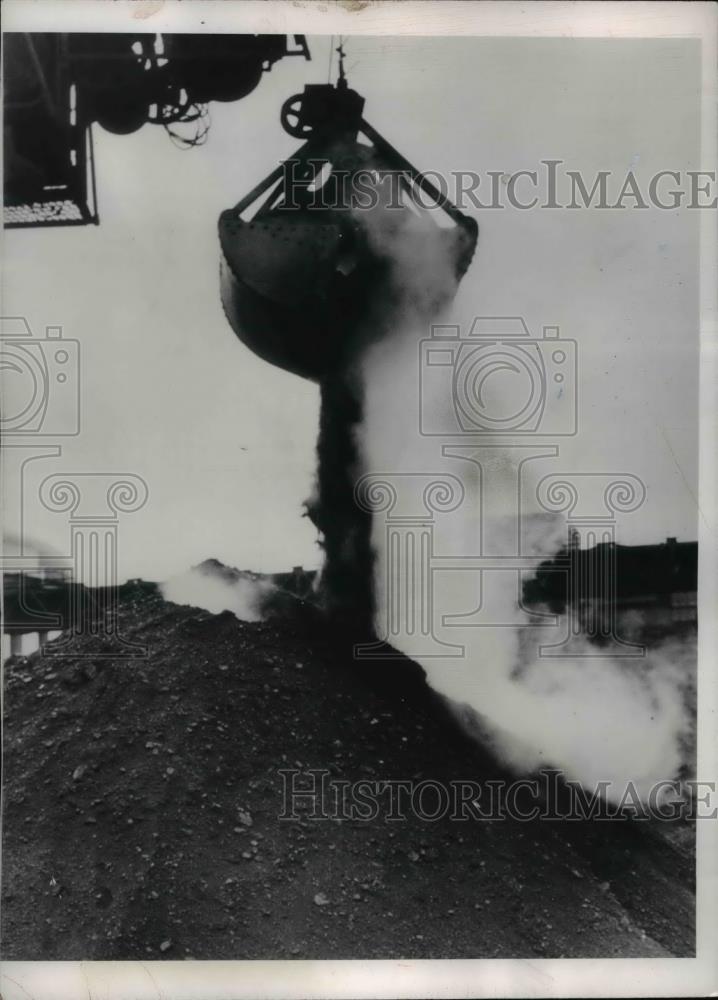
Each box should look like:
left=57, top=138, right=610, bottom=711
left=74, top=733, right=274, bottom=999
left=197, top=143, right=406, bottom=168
left=219, top=83, right=478, bottom=381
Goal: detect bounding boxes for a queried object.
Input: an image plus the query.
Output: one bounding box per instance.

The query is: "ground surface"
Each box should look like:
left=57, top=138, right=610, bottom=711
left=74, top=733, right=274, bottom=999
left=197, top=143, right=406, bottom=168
left=2, top=589, right=695, bottom=959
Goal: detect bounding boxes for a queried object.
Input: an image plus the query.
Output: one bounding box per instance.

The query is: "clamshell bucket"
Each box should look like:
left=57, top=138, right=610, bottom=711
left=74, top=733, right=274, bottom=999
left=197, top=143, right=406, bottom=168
left=219, top=81, right=478, bottom=381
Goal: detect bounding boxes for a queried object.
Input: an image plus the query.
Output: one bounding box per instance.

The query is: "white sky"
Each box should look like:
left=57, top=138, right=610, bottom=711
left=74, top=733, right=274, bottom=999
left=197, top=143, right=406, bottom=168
left=2, top=35, right=701, bottom=582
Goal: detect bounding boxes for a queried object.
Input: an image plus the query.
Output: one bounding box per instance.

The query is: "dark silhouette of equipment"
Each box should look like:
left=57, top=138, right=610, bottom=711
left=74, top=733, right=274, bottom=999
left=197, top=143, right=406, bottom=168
left=3, top=32, right=310, bottom=228
left=218, top=76, right=478, bottom=381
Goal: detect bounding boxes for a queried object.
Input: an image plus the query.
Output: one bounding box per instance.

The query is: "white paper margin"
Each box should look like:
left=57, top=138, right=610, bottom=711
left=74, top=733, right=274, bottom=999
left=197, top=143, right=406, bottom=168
left=1, top=2, right=716, bottom=997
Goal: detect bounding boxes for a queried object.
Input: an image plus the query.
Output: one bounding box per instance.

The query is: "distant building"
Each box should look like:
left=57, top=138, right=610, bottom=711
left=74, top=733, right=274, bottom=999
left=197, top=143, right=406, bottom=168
left=524, top=537, right=697, bottom=628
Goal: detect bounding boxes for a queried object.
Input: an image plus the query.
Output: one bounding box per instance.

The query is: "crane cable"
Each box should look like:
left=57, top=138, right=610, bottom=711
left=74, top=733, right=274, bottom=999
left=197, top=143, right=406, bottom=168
left=326, top=34, right=334, bottom=82
left=327, top=35, right=348, bottom=86
left=336, top=36, right=347, bottom=86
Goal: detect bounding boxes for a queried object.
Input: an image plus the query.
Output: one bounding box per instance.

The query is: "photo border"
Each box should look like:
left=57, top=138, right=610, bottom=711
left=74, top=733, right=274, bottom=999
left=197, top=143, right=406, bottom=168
left=2, top=2, right=716, bottom=997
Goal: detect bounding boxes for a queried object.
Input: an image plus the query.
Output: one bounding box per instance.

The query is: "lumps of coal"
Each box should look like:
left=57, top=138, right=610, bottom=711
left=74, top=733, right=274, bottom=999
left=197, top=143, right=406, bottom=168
left=61, top=661, right=100, bottom=688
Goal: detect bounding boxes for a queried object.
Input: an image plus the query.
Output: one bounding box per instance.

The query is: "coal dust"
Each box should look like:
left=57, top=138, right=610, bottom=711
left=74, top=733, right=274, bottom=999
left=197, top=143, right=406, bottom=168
left=350, top=205, right=696, bottom=806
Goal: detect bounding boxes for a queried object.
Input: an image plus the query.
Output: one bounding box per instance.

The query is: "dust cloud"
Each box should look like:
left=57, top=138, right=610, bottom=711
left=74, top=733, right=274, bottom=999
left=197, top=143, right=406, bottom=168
left=354, top=207, right=695, bottom=804
left=161, top=566, right=270, bottom=623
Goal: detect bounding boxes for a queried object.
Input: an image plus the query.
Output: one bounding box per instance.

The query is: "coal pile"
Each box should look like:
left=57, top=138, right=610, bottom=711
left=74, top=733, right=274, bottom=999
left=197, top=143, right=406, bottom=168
left=2, top=587, right=694, bottom=959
